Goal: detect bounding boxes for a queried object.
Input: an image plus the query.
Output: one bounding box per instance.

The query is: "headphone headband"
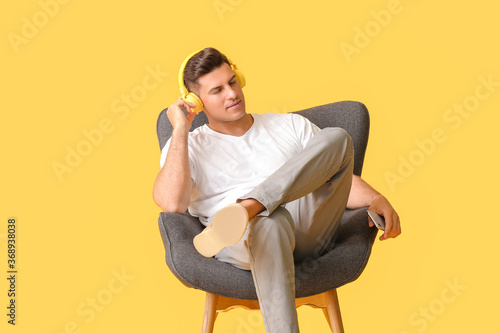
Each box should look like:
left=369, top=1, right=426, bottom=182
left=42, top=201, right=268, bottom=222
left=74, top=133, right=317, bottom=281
left=178, top=50, right=201, bottom=96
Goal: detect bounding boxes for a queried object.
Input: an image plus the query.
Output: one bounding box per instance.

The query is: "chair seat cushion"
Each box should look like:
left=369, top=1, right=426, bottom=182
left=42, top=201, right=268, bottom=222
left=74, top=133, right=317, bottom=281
left=158, top=207, right=378, bottom=300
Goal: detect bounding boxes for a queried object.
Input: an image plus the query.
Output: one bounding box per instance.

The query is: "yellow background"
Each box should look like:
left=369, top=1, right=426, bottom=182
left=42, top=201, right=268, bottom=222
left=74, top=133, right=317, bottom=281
left=1, top=0, right=499, bottom=332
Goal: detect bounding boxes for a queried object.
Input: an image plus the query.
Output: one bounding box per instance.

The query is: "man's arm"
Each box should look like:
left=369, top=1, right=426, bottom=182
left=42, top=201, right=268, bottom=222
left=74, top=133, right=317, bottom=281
left=153, top=97, right=197, bottom=213
left=347, top=175, right=401, bottom=240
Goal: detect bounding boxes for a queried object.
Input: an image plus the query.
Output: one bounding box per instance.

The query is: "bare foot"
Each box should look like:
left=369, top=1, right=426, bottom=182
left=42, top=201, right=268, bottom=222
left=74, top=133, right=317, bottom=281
left=237, top=199, right=265, bottom=220
left=194, top=203, right=249, bottom=257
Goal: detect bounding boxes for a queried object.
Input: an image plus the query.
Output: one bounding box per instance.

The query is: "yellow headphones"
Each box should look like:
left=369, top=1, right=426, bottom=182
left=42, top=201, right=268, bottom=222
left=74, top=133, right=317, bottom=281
left=178, top=49, right=246, bottom=114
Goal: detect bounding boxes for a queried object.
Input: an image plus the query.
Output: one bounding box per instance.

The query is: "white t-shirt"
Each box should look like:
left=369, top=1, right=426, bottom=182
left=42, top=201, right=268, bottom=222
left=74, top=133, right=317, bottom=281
left=160, top=112, right=320, bottom=226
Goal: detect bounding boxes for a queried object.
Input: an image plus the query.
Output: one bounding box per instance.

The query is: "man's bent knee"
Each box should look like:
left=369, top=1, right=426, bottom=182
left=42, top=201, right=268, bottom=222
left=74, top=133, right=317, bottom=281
left=310, top=127, right=354, bottom=161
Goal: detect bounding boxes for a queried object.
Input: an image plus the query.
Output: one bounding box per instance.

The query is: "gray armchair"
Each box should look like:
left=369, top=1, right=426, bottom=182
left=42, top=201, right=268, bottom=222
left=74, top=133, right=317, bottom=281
left=156, top=101, right=378, bottom=332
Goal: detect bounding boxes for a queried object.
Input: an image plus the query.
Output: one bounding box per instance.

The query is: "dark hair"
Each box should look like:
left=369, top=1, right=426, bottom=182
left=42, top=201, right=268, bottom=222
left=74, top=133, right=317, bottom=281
left=183, top=47, right=230, bottom=93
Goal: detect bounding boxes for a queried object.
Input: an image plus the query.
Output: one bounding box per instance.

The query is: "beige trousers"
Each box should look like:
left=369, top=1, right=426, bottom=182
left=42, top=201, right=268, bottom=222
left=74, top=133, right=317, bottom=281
left=215, top=127, right=354, bottom=333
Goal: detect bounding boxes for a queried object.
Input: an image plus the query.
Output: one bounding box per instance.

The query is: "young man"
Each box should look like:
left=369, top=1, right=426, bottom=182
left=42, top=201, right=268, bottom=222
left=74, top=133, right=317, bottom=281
left=153, top=47, right=401, bottom=333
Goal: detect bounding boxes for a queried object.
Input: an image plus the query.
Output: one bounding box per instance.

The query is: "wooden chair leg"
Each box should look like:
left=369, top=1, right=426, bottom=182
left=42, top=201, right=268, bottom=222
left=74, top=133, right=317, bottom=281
left=201, top=292, right=219, bottom=333
left=324, top=289, right=344, bottom=333
left=322, top=308, right=332, bottom=330
left=200, top=290, right=344, bottom=332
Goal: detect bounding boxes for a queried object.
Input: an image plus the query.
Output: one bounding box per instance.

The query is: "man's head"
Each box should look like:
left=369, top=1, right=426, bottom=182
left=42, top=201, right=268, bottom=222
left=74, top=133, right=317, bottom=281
left=183, top=47, right=231, bottom=94
left=181, top=48, right=247, bottom=127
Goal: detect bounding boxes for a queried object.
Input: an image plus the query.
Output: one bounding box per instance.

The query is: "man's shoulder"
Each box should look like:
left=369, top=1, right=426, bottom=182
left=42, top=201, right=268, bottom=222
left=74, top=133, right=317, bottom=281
left=255, top=111, right=304, bottom=123
left=186, top=124, right=212, bottom=145
left=256, top=111, right=310, bottom=128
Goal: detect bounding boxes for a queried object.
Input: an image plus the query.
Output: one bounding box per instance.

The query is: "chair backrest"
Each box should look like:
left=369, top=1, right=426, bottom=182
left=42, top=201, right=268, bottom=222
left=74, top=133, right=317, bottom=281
left=156, top=101, right=370, bottom=176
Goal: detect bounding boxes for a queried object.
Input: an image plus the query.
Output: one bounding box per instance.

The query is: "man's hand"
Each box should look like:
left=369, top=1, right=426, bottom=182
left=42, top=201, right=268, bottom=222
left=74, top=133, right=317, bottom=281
left=367, top=194, right=401, bottom=241
left=167, top=97, right=198, bottom=133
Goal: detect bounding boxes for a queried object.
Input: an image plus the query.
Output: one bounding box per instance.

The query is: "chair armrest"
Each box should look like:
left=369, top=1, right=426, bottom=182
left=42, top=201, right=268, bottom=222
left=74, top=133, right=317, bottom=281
left=158, top=212, right=203, bottom=243
left=294, top=207, right=378, bottom=296
left=157, top=212, right=204, bottom=288
left=158, top=211, right=262, bottom=297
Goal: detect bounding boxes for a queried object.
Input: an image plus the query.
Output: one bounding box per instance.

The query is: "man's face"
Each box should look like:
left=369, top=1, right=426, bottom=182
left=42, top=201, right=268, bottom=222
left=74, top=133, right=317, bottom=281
left=196, top=63, right=246, bottom=123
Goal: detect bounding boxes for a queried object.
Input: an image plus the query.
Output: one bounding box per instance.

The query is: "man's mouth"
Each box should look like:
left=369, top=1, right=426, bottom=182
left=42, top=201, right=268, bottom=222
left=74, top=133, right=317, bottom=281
left=226, top=100, right=241, bottom=109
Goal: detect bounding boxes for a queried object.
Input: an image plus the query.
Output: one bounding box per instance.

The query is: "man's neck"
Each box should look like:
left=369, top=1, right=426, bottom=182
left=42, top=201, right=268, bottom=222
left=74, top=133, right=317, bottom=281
left=207, top=113, right=254, bottom=137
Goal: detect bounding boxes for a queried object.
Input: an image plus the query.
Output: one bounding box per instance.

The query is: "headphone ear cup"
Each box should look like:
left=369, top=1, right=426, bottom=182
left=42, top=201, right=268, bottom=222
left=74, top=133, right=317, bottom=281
left=233, top=69, right=246, bottom=88
left=182, top=92, right=204, bottom=114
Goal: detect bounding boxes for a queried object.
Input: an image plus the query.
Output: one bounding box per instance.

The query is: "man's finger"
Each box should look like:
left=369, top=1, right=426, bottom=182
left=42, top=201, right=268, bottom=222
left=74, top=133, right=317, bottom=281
left=183, top=101, right=198, bottom=115
left=187, top=110, right=197, bottom=122
left=381, top=212, right=392, bottom=240
left=175, top=96, right=196, bottom=110
left=180, top=98, right=196, bottom=109
left=391, top=211, right=401, bottom=237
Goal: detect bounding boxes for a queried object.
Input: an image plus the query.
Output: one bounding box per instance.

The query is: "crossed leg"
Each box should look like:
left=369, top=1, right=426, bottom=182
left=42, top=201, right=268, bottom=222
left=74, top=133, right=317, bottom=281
left=215, top=127, right=354, bottom=333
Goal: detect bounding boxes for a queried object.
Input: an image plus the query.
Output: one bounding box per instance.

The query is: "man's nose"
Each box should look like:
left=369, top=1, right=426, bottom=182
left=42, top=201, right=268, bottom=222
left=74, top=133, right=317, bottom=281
left=226, top=85, right=237, bottom=99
